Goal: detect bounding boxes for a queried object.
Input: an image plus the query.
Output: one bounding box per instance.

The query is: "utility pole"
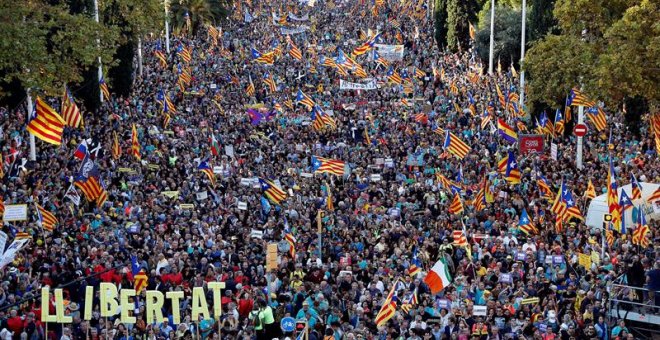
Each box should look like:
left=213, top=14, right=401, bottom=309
left=164, top=0, right=171, bottom=53
left=93, top=0, right=103, bottom=103
left=488, top=0, right=495, bottom=75
left=26, top=89, right=36, bottom=161
left=519, top=0, right=526, bottom=109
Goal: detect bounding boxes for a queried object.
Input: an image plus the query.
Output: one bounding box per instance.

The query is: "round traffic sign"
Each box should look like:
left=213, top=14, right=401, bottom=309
left=281, top=316, right=296, bottom=332
left=573, top=123, right=588, bottom=137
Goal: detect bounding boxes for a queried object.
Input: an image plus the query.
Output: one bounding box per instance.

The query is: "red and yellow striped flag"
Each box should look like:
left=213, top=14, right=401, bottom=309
left=27, top=97, right=65, bottom=146
left=131, top=124, right=141, bottom=160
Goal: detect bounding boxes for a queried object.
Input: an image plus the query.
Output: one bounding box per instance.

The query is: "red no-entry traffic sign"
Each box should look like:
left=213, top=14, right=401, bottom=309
left=574, top=124, right=588, bottom=137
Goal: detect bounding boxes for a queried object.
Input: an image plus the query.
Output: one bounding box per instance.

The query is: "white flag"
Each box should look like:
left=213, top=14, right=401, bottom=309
left=64, top=184, right=81, bottom=206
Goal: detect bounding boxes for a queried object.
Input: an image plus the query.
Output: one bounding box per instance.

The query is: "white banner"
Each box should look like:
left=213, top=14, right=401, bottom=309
left=280, top=26, right=310, bottom=35
left=287, top=13, right=309, bottom=21
left=0, top=232, right=7, bottom=254
left=2, top=204, right=28, bottom=221
left=339, top=79, right=378, bottom=90
left=374, top=44, right=405, bottom=61
left=0, top=238, right=30, bottom=269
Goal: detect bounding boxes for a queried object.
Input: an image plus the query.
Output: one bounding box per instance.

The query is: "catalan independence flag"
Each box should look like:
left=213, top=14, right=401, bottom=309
left=311, top=156, right=345, bottom=176
left=386, top=66, right=403, bottom=84
left=27, top=97, right=66, bottom=146
left=518, top=208, right=538, bottom=235
left=311, top=105, right=336, bottom=131
left=259, top=178, right=287, bottom=204
left=443, top=132, right=471, bottom=159
left=286, top=35, right=303, bottom=61
left=36, top=204, right=57, bottom=232
left=567, top=88, right=595, bottom=107
left=352, top=32, right=379, bottom=56
left=585, top=106, right=607, bottom=131
left=504, top=151, right=521, bottom=184
left=630, top=173, right=643, bottom=200
left=198, top=159, right=216, bottom=187
left=75, top=176, right=104, bottom=202
left=295, top=89, right=316, bottom=110
left=408, top=247, right=422, bottom=277
left=251, top=48, right=275, bottom=64
left=154, top=40, right=167, bottom=68
left=497, top=119, right=518, bottom=143
left=99, top=77, right=111, bottom=101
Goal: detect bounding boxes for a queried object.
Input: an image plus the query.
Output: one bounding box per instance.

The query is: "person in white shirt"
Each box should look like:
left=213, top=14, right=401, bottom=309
left=522, top=239, right=537, bottom=252
left=409, top=314, right=427, bottom=331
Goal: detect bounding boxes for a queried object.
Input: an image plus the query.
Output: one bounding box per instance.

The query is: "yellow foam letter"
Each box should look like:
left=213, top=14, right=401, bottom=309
left=84, top=286, right=94, bottom=320
left=191, top=287, right=210, bottom=321
left=145, top=291, right=164, bottom=324
left=54, top=289, right=72, bottom=323
left=207, top=282, right=225, bottom=320
left=120, top=289, right=136, bottom=323
left=166, top=291, right=184, bottom=324
left=99, top=282, right=119, bottom=317
left=40, top=287, right=56, bottom=322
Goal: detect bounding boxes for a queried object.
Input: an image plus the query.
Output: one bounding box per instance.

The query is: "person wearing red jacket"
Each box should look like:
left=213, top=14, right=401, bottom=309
left=6, top=310, right=23, bottom=335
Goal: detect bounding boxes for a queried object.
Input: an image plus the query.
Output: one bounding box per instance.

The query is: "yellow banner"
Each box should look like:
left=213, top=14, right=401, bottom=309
left=180, top=204, right=194, bottom=209
left=578, top=253, right=592, bottom=268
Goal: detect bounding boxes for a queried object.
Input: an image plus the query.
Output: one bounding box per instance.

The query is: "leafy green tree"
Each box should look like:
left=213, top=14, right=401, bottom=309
left=0, top=1, right=119, bottom=97
left=446, top=0, right=480, bottom=52
left=434, top=0, right=448, bottom=48
left=170, top=0, right=230, bottom=35
left=474, top=6, right=524, bottom=68
left=595, top=0, right=659, bottom=107
left=523, top=0, right=635, bottom=110
left=528, top=0, right=557, bottom=40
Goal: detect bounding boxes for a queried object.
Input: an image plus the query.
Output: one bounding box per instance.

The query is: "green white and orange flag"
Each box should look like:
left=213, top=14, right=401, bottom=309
left=423, top=258, right=452, bottom=295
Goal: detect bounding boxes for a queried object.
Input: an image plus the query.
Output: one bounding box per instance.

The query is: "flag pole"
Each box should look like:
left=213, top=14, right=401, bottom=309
left=488, top=0, right=495, bottom=75
left=93, top=0, right=104, bottom=103
left=519, top=0, right=526, bottom=111
left=26, top=90, right=36, bottom=161
left=164, top=0, right=171, bottom=54
left=576, top=104, right=584, bottom=169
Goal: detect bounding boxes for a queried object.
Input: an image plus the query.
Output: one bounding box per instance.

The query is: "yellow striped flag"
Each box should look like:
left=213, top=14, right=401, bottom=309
left=61, top=87, right=82, bottom=128
left=27, top=97, right=65, bottom=146
left=448, top=193, right=464, bottom=214
left=131, top=124, right=141, bottom=160
left=37, top=204, right=57, bottom=232
left=442, top=132, right=471, bottom=159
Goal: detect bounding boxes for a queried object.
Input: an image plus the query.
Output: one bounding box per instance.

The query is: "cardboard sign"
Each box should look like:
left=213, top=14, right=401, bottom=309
left=196, top=191, right=208, bottom=201
left=499, top=274, right=512, bottom=283
left=370, top=174, right=382, bottom=182
left=238, top=201, right=248, bottom=210
left=301, top=172, right=314, bottom=178
left=553, top=255, right=564, bottom=264
left=473, top=305, right=487, bottom=316
left=550, top=143, right=558, bottom=161
left=161, top=191, right=180, bottom=199
left=240, top=178, right=252, bottom=186
left=250, top=229, right=263, bottom=239
left=437, top=299, right=451, bottom=309
left=179, top=204, right=194, bottom=209
left=2, top=204, right=28, bottom=221
left=266, top=243, right=278, bottom=270
left=213, top=166, right=223, bottom=174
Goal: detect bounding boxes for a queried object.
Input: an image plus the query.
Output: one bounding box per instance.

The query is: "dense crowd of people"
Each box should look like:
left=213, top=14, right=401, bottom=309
left=0, top=0, right=658, bottom=339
